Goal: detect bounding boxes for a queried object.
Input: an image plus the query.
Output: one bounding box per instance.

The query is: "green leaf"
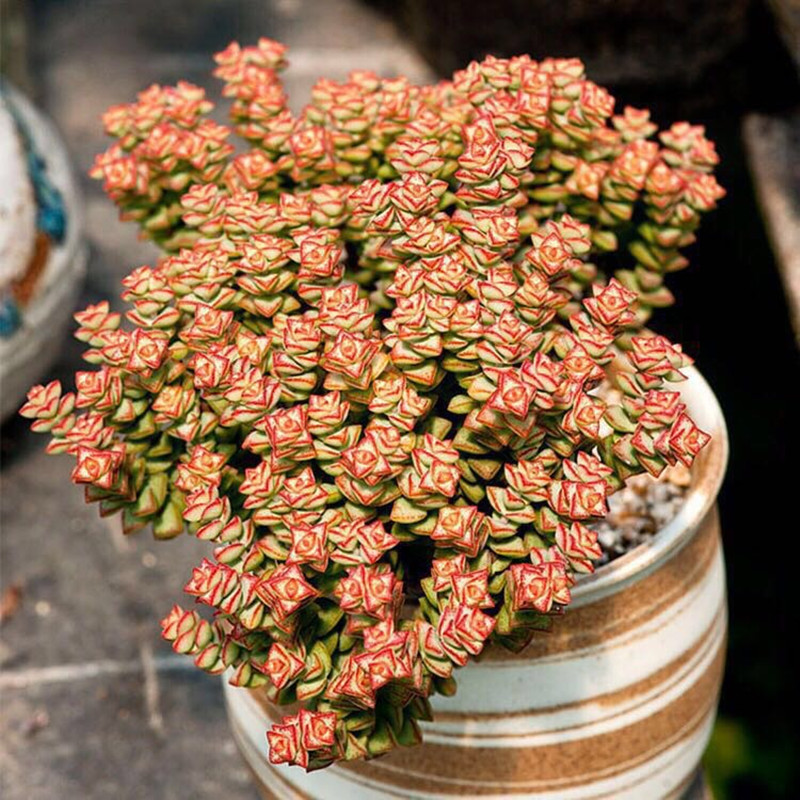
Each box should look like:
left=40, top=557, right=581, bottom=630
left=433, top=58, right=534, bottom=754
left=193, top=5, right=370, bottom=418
left=316, top=604, right=344, bottom=637
left=468, top=458, right=502, bottom=481
left=367, top=722, right=395, bottom=757
left=489, top=536, right=528, bottom=558
left=452, top=427, right=490, bottom=455
left=447, top=394, right=477, bottom=414
left=591, top=229, right=618, bottom=252
left=604, top=405, right=636, bottom=433
left=629, top=240, right=661, bottom=271
left=459, top=480, right=485, bottom=503
left=433, top=676, right=458, bottom=697
left=153, top=493, right=185, bottom=539
left=390, top=497, right=427, bottom=524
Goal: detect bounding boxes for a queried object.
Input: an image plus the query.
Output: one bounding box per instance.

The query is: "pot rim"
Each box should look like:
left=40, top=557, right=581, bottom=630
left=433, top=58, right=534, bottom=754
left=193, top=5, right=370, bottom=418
left=571, top=365, right=729, bottom=607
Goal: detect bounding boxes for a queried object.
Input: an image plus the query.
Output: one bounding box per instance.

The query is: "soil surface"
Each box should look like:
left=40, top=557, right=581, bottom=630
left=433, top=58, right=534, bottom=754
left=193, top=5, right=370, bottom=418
left=594, top=467, right=689, bottom=566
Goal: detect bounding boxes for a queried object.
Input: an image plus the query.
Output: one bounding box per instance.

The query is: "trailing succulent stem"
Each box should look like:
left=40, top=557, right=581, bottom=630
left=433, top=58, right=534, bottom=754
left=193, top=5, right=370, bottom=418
left=23, top=39, right=718, bottom=770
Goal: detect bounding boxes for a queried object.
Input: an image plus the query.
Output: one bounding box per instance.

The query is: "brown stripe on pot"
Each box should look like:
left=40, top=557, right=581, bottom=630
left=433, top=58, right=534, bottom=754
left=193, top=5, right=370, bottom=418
left=430, top=600, right=725, bottom=729
left=259, top=769, right=313, bottom=800
left=249, top=759, right=314, bottom=800
left=251, top=691, right=303, bottom=731
left=664, top=770, right=708, bottom=800
left=336, top=647, right=724, bottom=794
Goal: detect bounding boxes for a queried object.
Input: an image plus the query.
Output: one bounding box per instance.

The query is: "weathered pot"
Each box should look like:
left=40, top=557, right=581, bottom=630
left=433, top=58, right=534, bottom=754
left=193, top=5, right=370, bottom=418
left=0, top=85, right=87, bottom=420
left=224, top=366, right=728, bottom=800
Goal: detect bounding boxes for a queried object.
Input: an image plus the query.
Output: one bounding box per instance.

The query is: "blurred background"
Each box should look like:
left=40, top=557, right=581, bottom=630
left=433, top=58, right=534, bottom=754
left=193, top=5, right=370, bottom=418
left=1, top=1, right=798, bottom=798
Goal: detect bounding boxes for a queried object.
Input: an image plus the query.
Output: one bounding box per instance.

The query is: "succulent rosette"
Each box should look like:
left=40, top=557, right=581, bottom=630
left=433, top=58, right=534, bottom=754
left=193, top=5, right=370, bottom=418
left=23, top=40, right=720, bottom=770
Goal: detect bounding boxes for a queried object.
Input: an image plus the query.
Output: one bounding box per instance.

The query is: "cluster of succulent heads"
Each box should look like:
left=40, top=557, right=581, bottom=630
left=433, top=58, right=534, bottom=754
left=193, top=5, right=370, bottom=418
left=22, top=39, right=722, bottom=769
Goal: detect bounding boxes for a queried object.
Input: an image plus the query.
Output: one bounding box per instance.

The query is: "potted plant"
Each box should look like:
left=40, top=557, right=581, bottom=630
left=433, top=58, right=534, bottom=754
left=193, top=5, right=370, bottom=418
left=21, top=40, right=727, bottom=799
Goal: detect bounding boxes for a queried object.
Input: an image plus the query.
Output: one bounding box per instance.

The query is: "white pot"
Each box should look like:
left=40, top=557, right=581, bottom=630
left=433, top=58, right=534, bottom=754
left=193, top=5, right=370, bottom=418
left=0, top=86, right=88, bottom=420
left=224, top=366, right=728, bottom=800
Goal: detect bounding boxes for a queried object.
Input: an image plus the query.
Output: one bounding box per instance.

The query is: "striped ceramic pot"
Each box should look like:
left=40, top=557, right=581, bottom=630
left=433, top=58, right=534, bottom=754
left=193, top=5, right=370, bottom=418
left=224, top=366, right=728, bottom=800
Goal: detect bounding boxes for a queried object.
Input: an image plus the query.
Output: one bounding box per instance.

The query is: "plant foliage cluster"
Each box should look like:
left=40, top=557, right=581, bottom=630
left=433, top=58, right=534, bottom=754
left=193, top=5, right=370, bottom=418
left=22, top=40, right=721, bottom=769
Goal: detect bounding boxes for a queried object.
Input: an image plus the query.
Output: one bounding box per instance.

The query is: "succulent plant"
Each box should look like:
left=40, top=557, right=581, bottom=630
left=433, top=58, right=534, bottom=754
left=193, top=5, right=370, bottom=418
left=22, top=40, right=721, bottom=770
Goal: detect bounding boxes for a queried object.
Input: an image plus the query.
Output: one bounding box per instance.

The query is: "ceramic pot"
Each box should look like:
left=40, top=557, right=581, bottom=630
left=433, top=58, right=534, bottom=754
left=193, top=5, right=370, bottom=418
left=0, top=86, right=87, bottom=420
left=224, top=366, right=728, bottom=800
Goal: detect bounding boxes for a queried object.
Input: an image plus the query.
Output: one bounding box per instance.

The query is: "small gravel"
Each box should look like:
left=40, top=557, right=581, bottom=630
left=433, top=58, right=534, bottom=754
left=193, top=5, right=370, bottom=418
left=592, top=465, right=691, bottom=566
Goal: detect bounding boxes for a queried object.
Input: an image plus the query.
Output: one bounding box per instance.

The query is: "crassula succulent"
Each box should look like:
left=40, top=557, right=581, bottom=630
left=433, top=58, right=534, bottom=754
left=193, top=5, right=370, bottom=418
left=22, top=40, right=723, bottom=770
